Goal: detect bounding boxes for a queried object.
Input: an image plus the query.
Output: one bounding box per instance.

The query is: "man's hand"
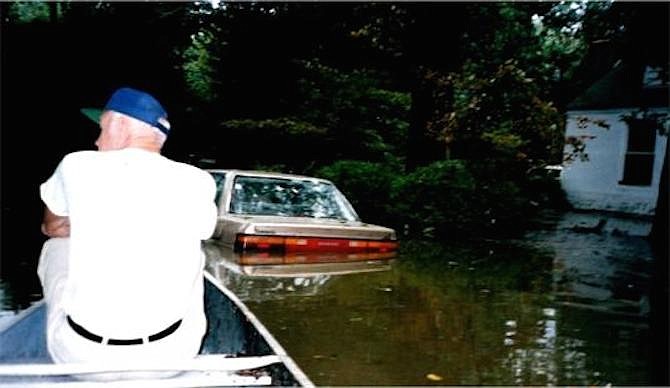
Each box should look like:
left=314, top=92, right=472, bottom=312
left=42, top=207, right=70, bottom=237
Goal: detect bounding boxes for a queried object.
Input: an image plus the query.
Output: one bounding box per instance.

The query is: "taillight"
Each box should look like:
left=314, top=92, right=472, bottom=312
left=235, top=234, right=398, bottom=254
left=235, top=235, right=285, bottom=252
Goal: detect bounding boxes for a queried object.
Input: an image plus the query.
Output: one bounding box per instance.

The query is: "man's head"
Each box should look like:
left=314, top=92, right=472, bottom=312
left=81, top=87, right=171, bottom=151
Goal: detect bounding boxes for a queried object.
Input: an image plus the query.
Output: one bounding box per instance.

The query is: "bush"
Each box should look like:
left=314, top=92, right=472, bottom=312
left=390, top=160, right=477, bottom=239
left=317, top=158, right=557, bottom=241
left=314, top=160, right=397, bottom=226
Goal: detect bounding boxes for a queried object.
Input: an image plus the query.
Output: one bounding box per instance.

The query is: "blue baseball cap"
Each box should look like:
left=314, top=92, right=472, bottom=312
left=81, top=87, right=171, bottom=135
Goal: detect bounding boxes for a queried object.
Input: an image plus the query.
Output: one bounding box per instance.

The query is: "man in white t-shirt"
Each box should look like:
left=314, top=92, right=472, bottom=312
left=38, top=87, right=218, bottom=371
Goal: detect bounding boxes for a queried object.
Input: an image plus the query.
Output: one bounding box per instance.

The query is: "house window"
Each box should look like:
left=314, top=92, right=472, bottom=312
left=620, top=119, right=656, bottom=186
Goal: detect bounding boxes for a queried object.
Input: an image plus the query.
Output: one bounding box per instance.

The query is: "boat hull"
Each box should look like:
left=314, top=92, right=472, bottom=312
left=0, top=274, right=312, bottom=386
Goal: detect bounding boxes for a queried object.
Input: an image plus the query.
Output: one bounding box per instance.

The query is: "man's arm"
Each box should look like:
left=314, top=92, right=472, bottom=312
left=41, top=207, right=70, bottom=238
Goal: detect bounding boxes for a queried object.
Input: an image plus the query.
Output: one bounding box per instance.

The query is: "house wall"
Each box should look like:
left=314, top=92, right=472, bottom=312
left=561, top=108, right=668, bottom=216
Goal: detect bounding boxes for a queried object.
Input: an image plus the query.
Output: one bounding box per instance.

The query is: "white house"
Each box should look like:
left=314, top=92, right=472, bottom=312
left=560, top=63, right=669, bottom=216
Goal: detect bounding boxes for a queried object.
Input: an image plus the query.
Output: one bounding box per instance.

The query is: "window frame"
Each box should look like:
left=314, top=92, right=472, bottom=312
left=618, top=118, right=657, bottom=187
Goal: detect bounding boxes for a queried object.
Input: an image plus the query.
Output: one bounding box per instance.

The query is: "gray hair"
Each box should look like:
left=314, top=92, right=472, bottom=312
left=111, top=111, right=166, bottom=146
left=149, top=125, right=167, bottom=145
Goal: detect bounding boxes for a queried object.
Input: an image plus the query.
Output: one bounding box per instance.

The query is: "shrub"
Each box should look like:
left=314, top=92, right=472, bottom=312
left=317, top=158, right=557, bottom=241
left=314, top=160, right=397, bottom=226
left=390, top=160, right=478, bottom=239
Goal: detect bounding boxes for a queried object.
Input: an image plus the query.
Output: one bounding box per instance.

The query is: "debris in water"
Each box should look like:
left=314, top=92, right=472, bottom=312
left=505, top=320, right=517, bottom=328
left=426, top=373, right=443, bottom=381
left=377, top=287, right=393, bottom=292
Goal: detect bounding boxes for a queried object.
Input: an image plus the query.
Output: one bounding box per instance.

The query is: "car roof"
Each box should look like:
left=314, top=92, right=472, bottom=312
left=206, top=169, right=334, bottom=184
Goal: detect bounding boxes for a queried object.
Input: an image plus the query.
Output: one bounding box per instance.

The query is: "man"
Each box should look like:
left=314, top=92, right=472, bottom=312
left=38, top=87, right=217, bottom=370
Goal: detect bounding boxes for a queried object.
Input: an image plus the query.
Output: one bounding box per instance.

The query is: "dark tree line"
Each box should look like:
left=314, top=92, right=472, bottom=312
left=1, top=3, right=667, bottom=329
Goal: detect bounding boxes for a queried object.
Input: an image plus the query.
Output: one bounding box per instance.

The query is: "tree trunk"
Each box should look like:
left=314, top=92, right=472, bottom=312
left=406, top=67, right=443, bottom=170
left=403, top=5, right=466, bottom=171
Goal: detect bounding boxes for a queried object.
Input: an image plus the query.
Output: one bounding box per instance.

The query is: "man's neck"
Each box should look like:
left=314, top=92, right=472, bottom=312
left=126, top=138, right=162, bottom=153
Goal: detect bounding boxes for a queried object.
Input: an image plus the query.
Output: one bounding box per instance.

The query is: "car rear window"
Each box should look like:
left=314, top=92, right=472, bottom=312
left=230, top=176, right=357, bottom=221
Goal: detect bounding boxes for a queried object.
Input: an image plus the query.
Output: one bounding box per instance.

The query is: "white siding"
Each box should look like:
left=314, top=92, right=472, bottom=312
left=561, top=108, right=668, bottom=215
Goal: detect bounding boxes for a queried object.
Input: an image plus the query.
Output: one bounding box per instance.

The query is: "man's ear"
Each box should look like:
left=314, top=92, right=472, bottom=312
left=113, top=114, right=135, bottom=143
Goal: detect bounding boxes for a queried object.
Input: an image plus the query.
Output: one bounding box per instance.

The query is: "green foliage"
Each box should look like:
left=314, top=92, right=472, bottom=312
left=315, top=158, right=549, bottom=240
left=428, top=60, right=565, bottom=179
left=345, top=3, right=410, bottom=58
left=182, top=29, right=219, bottom=102
left=315, top=160, right=399, bottom=226
left=533, top=18, right=586, bottom=83
left=5, top=1, right=666, bottom=253
left=206, top=59, right=411, bottom=172
left=221, top=117, right=327, bottom=137
left=295, top=60, right=410, bottom=162
left=390, top=160, right=476, bottom=238
left=7, top=2, right=51, bottom=23
left=176, top=3, right=587, bottom=239
left=390, top=159, right=537, bottom=239
left=461, top=4, right=541, bottom=76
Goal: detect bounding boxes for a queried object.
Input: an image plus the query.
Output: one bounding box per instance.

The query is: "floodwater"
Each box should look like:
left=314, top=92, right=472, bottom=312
left=206, top=211, right=656, bottom=386
left=0, top=211, right=658, bottom=385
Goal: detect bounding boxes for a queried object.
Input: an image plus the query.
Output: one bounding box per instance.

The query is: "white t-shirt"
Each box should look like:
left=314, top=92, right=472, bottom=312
left=40, top=148, right=217, bottom=339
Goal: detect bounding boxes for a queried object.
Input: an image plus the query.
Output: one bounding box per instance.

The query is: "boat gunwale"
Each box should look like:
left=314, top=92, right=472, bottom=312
left=203, top=271, right=314, bottom=387
left=0, top=300, right=45, bottom=334
left=0, top=274, right=314, bottom=387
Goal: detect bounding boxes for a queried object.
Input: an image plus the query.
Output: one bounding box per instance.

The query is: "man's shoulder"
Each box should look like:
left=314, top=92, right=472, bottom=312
left=60, top=150, right=100, bottom=166
left=164, top=159, right=214, bottom=183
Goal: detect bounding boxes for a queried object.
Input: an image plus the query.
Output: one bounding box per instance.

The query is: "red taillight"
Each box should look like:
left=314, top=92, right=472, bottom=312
left=285, top=237, right=356, bottom=252
left=235, top=234, right=398, bottom=254
left=367, top=240, right=398, bottom=253
left=235, top=235, right=285, bottom=251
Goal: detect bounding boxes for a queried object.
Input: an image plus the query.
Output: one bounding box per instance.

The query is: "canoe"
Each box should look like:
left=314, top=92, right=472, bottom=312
left=0, top=272, right=314, bottom=387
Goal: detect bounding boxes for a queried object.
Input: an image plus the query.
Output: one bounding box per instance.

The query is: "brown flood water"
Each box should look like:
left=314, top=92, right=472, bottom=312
left=205, top=211, right=654, bottom=386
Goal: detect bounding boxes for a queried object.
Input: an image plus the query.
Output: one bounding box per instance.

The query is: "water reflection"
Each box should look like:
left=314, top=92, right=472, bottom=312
left=502, top=307, right=560, bottom=385
left=501, top=211, right=653, bottom=386
left=203, top=241, right=394, bottom=301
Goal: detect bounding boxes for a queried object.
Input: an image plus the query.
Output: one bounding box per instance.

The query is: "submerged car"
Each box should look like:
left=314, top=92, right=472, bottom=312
left=206, top=169, right=398, bottom=265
